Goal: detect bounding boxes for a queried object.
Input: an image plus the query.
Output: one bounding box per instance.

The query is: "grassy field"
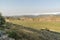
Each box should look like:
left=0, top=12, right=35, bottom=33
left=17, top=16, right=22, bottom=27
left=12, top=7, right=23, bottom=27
left=5, top=22, right=60, bottom=40
left=6, top=19, right=60, bottom=32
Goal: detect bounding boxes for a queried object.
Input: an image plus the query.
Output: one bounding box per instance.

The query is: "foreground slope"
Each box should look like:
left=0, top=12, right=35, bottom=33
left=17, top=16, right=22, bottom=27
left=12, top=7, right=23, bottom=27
left=6, top=22, right=60, bottom=40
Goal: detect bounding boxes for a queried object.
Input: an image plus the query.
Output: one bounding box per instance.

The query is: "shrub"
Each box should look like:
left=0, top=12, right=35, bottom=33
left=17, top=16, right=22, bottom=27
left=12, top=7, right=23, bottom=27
left=0, top=13, right=5, bottom=27
left=8, top=30, right=20, bottom=40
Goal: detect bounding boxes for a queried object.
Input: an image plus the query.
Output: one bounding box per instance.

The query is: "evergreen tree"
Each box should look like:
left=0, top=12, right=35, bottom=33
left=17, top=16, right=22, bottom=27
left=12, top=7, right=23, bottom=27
left=0, top=13, right=5, bottom=27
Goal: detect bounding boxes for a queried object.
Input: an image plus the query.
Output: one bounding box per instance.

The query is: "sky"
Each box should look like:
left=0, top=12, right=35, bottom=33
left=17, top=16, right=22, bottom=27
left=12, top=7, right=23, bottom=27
left=0, top=0, right=60, bottom=16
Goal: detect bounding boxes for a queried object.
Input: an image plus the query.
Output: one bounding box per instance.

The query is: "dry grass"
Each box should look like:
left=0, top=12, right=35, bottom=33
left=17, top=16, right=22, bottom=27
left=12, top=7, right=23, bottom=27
left=6, top=19, right=60, bottom=32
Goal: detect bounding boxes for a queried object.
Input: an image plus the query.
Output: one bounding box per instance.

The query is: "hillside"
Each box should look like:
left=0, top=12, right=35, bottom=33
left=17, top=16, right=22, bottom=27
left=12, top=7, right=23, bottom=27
left=5, top=15, right=60, bottom=32
left=6, top=14, right=60, bottom=22
left=4, top=15, right=60, bottom=40
left=5, top=22, right=60, bottom=40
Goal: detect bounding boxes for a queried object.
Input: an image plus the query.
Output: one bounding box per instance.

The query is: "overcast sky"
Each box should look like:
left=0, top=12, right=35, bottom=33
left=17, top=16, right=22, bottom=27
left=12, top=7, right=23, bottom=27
left=0, top=0, right=60, bottom=16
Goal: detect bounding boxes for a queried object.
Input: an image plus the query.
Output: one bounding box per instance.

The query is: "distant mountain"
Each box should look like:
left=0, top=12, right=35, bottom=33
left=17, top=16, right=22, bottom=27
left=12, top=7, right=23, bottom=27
left=5, top=14, right=60, bottom=19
